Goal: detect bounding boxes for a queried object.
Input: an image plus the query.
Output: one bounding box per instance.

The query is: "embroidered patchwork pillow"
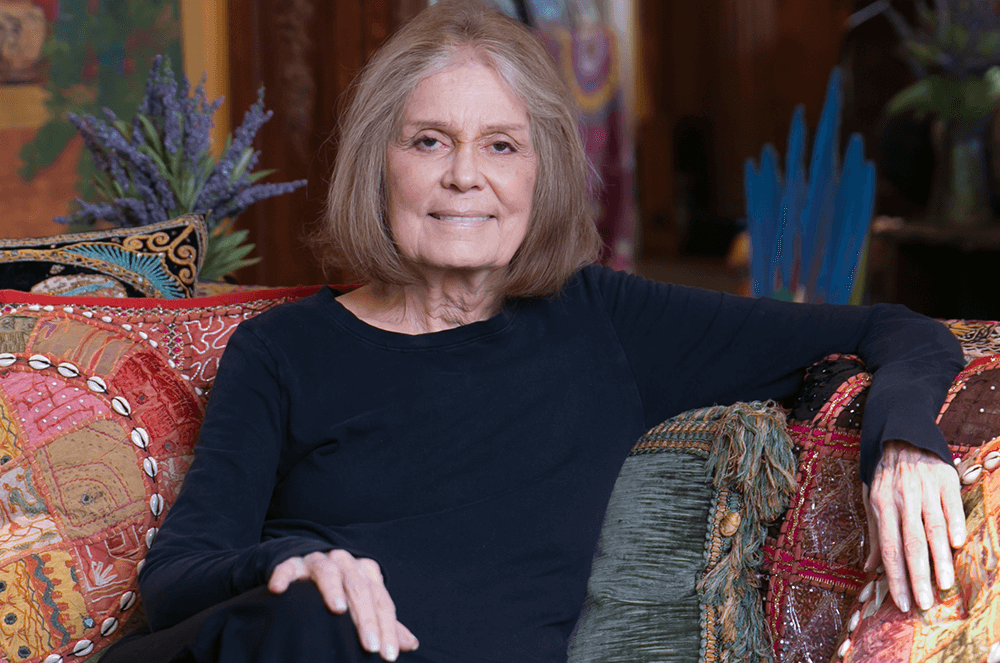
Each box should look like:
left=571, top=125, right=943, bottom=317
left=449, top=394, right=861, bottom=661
left=832, top=354, right=1000, bottom=663
left=568, top=402, right=797, bottom=663
left=765, top=345, right=1000, bottom=663
left=0, top=216, right=207, bottom=299
left=0, top=286, right=320, bottom=663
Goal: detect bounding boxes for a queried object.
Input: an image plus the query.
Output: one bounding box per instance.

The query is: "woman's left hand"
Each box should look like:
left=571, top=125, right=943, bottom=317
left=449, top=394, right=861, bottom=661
left=864, top=439, right=967, bottom=613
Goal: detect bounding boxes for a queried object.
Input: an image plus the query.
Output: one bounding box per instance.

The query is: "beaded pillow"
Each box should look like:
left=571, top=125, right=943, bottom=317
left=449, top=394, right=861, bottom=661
left=0, top=286, right=320, bottom=663
left=832, top=354, right=1000, bottom=663
left=766, top=347, right=1000, bottom=663
left=0, top=216, right=208, bottom=299
left=568, top=402, right=797, bottom=663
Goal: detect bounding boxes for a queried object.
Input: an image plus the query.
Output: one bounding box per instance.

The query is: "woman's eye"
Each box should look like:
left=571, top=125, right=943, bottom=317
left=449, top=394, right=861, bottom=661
left=415, top=136, right=440, bottom=150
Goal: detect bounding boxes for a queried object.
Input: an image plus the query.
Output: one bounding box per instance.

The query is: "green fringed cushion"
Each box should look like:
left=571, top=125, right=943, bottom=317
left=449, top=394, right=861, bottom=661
left=568, top=402, right=797, bottom=663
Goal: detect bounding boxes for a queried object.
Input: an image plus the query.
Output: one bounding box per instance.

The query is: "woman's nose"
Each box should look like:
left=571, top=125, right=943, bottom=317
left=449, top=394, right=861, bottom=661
left=442, top=145, right=484, bottom=191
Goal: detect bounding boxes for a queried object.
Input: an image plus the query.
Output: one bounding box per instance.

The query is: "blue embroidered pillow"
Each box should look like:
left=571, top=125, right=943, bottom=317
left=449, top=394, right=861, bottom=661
left=0, top=215, right=208, bottom=299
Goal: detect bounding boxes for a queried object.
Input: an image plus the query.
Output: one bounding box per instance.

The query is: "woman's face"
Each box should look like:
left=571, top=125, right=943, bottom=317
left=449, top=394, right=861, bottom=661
left=386, top=60, right=537, bottom=282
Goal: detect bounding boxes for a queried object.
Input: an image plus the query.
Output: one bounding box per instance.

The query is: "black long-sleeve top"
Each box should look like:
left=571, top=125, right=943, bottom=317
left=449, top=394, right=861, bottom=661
left=139, top=266, right=964, bottom=663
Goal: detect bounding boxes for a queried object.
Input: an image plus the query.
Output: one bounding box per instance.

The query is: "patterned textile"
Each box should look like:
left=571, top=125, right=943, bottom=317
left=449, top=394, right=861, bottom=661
left=941, top=320, right=1000, bottom=363
left=0, top=216, right=208, bottom=299
left=833, top=354, right=1000, bottom=663
left=569, top=402, right=796, bottom=663
left=526, top=0, right=637, bottom=271
left=764, top=355, right=871, bottom=662
left=0, top=286, right=319, bottom=663
left=766, top=347, right=1000, bottom=663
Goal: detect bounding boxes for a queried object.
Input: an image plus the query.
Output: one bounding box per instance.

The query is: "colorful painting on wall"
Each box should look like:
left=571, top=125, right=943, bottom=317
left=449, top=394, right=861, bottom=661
left=0, top=0, right=182, bottom=240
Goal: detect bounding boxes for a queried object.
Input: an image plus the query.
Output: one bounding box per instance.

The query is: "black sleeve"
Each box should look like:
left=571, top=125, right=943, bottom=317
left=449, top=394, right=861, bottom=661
left=138, top=325, right=341, bottom=631
left=591, top=268, right=965, bottom=484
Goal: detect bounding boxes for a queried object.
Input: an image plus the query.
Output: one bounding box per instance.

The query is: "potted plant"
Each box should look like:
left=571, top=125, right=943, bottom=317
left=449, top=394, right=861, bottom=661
left=59, top=55, right=306, bottom=280
left=855, top=0, right=1000, bottom=225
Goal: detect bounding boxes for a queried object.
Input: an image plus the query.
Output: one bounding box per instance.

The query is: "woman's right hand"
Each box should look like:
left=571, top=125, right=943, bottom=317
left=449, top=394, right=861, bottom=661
left=268, top=549, right=418, bottom=661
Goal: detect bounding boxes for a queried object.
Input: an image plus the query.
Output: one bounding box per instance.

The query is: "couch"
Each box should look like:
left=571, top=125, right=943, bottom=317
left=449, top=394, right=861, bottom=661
left=0, top=283, right=997, bottom=663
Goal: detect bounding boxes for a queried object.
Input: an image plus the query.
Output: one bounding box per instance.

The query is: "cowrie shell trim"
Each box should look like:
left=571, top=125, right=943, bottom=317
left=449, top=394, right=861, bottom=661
left=131, top=427, right=149, bottom=449
left=111, top=396, right=132, bottom=417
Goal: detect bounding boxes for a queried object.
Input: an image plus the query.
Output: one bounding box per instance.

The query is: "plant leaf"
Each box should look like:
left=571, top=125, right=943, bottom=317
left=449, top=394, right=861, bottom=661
left=136, top=114, right=164, bottom=157
left=886, top=79, right=933, bottom=117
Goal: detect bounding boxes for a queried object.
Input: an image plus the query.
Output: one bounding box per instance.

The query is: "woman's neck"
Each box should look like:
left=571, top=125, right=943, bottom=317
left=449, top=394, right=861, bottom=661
left=336, top=273, right=503, bottom=335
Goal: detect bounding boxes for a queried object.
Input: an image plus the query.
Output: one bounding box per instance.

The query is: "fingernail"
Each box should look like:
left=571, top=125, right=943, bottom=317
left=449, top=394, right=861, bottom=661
left=897, top=596, right=910, bottom=613
left=940, top=572, right=954, bottom=590
left=385, top=644, right=398, bottom=661
left=918, top=590, right=933, bottom=610
left=367, top=633, right=380, bottom=653
left=334, top=598, right=347, bottom=612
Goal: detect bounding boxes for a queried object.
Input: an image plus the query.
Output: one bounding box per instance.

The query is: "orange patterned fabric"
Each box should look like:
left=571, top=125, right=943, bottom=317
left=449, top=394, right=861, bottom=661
left=834, top=355, right=1000, bottom=663
left=0, top=286, right=320, bottom=663
left=766, top=351, right=1000, bottom=663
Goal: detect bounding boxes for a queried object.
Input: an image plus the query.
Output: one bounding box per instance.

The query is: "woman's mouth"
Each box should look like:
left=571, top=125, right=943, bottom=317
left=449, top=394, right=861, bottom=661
left=429, top=213, right=493, bottom=223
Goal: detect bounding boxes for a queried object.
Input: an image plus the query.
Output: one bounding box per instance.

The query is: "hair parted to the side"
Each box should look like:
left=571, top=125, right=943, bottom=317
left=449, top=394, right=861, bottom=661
left=312, top=0, right=602, bottom=299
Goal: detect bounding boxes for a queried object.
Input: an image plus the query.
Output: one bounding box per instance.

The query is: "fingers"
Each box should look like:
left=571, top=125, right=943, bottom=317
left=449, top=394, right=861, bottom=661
left=862, top=485, right=881, bottom=572
left=870, top=441, right=969, bottom=613
left=396, top=621, right=420, bottom=652
left=871, top=484, right=912, bottom=613
left=270, top=550, right=412, bottom=661
left=334, top=552, right=400, bottom=661
left=267, top=555, right=309, bottom=594
left=899, top=485, right=933, bottom=610
left=923, top=492, right=954, bottom=594
left=941, top=476, right=967, bottom=550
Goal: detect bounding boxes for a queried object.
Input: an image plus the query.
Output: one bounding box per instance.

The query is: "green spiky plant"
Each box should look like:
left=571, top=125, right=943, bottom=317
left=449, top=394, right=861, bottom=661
left=60, top=55, right=306, bottom=281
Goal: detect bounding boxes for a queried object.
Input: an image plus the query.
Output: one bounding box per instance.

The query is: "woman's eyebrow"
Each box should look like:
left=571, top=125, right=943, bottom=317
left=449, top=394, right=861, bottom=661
left=404, top=120, right=529, bottom=135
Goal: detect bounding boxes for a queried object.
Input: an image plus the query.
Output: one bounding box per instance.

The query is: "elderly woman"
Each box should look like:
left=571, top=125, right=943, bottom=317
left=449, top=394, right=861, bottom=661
left=106, top=2, right=966, bottom=662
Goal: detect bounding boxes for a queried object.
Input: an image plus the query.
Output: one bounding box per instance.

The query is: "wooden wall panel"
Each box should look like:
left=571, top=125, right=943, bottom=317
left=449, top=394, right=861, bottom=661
left=636, top=0, right=849, bottom=258
left=228, top=0, right=424, bottom=286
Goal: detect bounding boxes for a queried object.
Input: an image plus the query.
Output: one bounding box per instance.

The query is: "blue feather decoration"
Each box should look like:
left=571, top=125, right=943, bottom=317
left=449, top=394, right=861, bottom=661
left=744, top=67, right=876, bottom=304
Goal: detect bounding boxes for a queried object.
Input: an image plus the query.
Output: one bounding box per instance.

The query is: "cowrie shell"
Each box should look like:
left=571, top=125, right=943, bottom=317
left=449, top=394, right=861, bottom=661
left=858, top=581, right=874, bottom=603
left=0, top=353, right=16, bottom=367
left=28, top=354, right=51, bottom=370
left=73, top=640, right=93, bottom=656
left=57, top=362, right=80, bottom=378
left=143, top=456, right=158, bottom=478
left=28, top=304, right=40, bottom=311
left=122, top=324, right=132, bottom=331
left=145, top=527, right=158, bottom=548
left=63, top=306, right=73, bottom=313
left=42, top=305, right=53, bottom=312
left=984, top=451, right=1000, bottom=471
left=101, top=617, right=119, bottom=637
left=962, top=464, right=983, bottom=485
left=101, top=316, right=112, bottom=323
left=82, top=311, right=93, bottom=318
left=43, top=655, right=62, bottom=663
left=838, top=638, right=851, bottom=658
left=131, top=427, right=149, bottom=449
left=111, top=396, right=131, bottom=417
left=848, top=610, right=860, bottom=632
left=136, top=559, right=145, bottom=575
left=86, top=376, right=107, bottom=393
left=150, top=494, right=164, bottom=516
left=120, top=591, right=137, bottom=611
left=138, top=331, right=148, bottom=340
